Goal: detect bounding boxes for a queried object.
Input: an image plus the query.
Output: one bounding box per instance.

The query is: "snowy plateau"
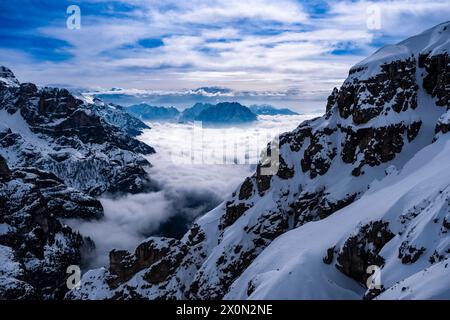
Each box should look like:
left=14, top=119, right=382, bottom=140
left=1, top=22, right=450, bottom=300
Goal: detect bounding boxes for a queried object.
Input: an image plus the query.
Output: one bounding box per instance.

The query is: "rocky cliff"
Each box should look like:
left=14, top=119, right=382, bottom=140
left=0, top=67, right=155, bottom=299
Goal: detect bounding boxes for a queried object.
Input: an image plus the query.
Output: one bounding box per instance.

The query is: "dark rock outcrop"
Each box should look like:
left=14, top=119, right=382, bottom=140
left=0, top=161, right=103, bottom=299
left=0, top=66, right=155, bottom=300
left=336, top=221, right=394, bottom=285
left=398, top=242, right=426, bottom=264
left=195, top=102, right=257, bottom=124
left=0, top=67, right=155, bottom=196
left=420, top=52, right=450, bottom=108
left=339, top=58, right=418, bottom=123
left=0, top=155, right=11, bottom=181
left=108, top=238, right=188, bottom=288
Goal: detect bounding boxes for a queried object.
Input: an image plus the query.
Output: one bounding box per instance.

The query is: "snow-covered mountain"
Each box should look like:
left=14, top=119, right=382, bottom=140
left=68, top=22, right=450, bottom=300
left=125, top=102, right=259, bottom=125
left=194, top=102, right=257, bottom=124
left=0, top=157, right=103, bottom=299
left=0, top=67, right=156, bottom=299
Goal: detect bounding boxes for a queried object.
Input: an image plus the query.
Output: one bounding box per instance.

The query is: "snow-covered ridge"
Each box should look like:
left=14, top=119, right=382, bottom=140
left=68, top=22, right=450, bottom=300
left=0, top=67, right=157, bottom=299
left=0, top=66, right=19, bottom=87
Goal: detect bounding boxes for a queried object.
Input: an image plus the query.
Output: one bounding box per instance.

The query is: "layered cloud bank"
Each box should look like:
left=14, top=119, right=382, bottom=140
left=2, top=1, right=450, bottom=110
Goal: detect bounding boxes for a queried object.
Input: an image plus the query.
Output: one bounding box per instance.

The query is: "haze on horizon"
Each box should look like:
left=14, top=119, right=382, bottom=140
left=1, top=0, right=450, bottom=111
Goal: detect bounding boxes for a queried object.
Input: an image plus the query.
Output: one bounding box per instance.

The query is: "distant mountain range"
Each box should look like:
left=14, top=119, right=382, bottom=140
left=123, top=102, right=298, bottom=124
left=249, top=104, right=299, bottom=115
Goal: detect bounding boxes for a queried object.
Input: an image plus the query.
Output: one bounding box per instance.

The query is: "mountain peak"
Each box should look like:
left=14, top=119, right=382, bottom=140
left=352, top=21, right=450, bottom=79
left=0, top=66, right=20, bottom=87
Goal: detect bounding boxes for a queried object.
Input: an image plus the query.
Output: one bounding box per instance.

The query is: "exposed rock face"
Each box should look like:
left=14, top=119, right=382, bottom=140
left=179, top=103, right=213, bottom=122
left=0, top=67, right=155, bottom=299
left=126, top=103, right=180, bottom=121
left=0, top=155, right=11, bottom=181
left=335, top=221, right=394, bottom=285
left=220, top=203, right=251, bottom=231
left=435, top=109, right=450, bottom=140
left=398, top=242, right=426, bottom=264
left=195, top=102, right=257, bottom=124
left=291, top=190, right=358, bottom=225
left=341, top=122, right=422, bottom=176
left=0, top=66, right=20, bottom=87
left=337, top=58, right=418, bottom=124
left=300, top=128, right=337, bottom=178
left=238, top=177, right=254, bottom=200
left=0, top=69, right=155, bottom=196
left=90, top=99, right=150, bottom=137
left=68, top=23, right=450, bottom=300
left=420, top=53, right=450, bottom=108
left=0, top=158, right=103, bottom=299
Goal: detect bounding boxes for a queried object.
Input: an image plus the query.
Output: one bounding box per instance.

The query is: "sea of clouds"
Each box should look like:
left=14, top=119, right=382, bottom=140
left=68, top=114, right=319, bottom=268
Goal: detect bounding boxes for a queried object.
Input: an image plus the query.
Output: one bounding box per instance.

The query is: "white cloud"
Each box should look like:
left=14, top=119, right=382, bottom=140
left=2, top=0, right=449, bottom=109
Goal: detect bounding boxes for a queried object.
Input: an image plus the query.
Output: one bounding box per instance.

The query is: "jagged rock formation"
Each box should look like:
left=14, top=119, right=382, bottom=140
left=87, top=98, right=150, bottom=137
left=68, top=22, right=450, bottom=300
left=0, top=69, right=155, bottom=196
left=0, top=68, right=155, bottom=299
left=178, top=103, right=213, bottom=122
left=0, top=155, right=102, bottom=299
left=249, top=104, right=299, bottom=116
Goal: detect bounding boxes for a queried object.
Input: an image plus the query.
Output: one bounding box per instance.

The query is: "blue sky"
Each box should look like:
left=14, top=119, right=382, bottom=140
left=1, top=0, right=450, bottom=109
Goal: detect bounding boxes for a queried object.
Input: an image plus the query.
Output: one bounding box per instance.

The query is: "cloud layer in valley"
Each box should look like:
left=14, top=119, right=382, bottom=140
left=68, top=114, right=316, bottom=268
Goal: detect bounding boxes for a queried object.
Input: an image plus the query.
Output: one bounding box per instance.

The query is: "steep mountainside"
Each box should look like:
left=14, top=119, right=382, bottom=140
left=0, top=155, right=102, bottom=299
left=0, top=67, right=155, bottom=299
left=195, top=102, right=257, bottom=124
left=178, top=103, right=213, bottom=122
left=69, top=22, right=449, bottom=300
left=249, top=104, right=299, bottom=115
left=0, top=68, right=154, bottom=196
left=125, top=102, right=259, bottom=124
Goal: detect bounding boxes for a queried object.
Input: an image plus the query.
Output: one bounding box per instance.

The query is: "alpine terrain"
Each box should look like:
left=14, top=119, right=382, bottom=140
left=1, top=21, right=450, bottom=301
left=66, top=22, right=450, bottom=300
left=0, top=66, right=155, bottom=299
